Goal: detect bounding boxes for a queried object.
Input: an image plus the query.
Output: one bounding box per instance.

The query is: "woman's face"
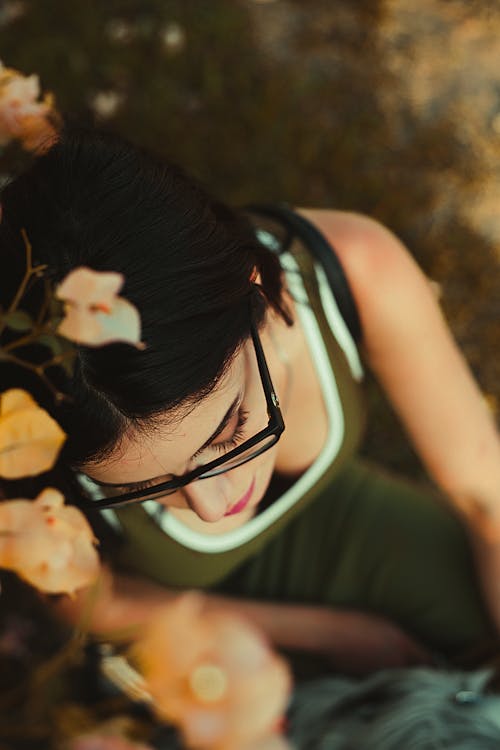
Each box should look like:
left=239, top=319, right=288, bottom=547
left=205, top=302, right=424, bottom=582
left=82, top=332, right=284, bottom=526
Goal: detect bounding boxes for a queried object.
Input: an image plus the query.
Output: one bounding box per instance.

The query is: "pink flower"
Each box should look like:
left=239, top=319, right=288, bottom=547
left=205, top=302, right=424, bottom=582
left=68, top=717, right=153, bottom=750
left=0, top=389, right=66, bottom=479
left=0, top=62, right=59, bottom=152
left=69, top=735, right=153, bottom=750
left=55, top=267, right=145, bottom=349
left=131, top=593, right=292, bottom=750
left=0, top=488, right=100, bottom=594
left=243, top=736, right=291, bottom=750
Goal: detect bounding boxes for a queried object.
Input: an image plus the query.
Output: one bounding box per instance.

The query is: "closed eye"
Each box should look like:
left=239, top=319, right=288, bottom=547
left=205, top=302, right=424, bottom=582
left=93, top=407, right=250, bottom=495
left=118, top=477, right=161, bottom=493
left=193, top=409, right=250, bottom=459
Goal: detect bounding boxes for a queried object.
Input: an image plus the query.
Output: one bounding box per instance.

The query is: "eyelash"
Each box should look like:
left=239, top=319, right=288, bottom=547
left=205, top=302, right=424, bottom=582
left=123, top=477, right=158, bottom=492
left=204, top=408, right=250, bottom=457
left=123, top=409, right=251, bottom=492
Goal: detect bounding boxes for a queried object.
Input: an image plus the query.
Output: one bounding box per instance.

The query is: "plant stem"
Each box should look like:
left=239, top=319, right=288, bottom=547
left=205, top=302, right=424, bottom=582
left=35, top=276, right=53, bottom=328
left=1, top=326, right=51, bottom=353
left=39, top=350, right=75, bottom=372
left=0, top=229, right=47, bottom=338
left=0, top=351, right=70, bottom=402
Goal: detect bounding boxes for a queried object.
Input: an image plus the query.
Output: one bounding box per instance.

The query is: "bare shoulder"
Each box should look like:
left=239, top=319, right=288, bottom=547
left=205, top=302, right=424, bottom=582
left=295, top=207, right=411, bottom=279
left=294, top=206, right=388, bottom=244
left=294, top=207, right=432, bottom=303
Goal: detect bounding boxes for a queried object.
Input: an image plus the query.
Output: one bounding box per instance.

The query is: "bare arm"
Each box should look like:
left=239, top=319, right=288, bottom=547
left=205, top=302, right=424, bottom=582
left=53, top=565, right=429, bottom=674
left=298, top=208, right=500, bottom=629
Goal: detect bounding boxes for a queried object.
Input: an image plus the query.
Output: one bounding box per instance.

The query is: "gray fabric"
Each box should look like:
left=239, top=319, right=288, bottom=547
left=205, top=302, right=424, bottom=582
left=144, top=667, right=500, bottom=749
left=288, top=667, right=500, bottom=749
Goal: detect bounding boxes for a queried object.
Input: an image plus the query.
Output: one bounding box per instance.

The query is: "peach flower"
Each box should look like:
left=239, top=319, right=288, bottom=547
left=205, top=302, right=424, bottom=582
left=0, top=62, right=59, bottom=153
left=242, top=737, right=290, bottom=750
left=69, top=735, right=153, bottom=750
left=131, top=593, right=292, bottom=750
left=0, top=487, right=99, bottom=594
left=0, top=389, right=66, bottom=479
left=55, top=267, right=145, bottom=349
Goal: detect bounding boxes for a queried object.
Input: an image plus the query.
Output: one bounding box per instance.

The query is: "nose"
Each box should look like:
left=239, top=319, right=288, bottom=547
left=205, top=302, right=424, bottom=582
left=182, top=473, right=232, bottom=523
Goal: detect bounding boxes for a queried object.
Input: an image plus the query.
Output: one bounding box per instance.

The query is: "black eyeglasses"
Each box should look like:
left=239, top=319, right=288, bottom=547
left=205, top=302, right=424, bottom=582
left=78, top=306, right=285, bottom=510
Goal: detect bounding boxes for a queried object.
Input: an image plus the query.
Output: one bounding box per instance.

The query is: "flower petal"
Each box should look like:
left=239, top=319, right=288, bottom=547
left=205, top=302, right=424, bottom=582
left=91, top=297, right=144, bottom=348
left=55, top=268, right=144, bottom=348
left=132, top=593, right=292, bottom=750
left=57, top=304, right=108, bottom=345
left=1, top=388, right=37, bottom=417
left=56, top=267, right=124, bottom=307
left=243, top=735, right=292, bottom=750
left=0, top=389, right=66, bottom=479
left=16, top=112, right=59, bottom=153
left=70, top=734, right=153, bottom=750
left=0, top=488, right=100, bottom=594
left=57, top=297, right=144, bottom=348
left=180, top=706, right=228, bottom=748
left=0, top=66, right=58, bottom=151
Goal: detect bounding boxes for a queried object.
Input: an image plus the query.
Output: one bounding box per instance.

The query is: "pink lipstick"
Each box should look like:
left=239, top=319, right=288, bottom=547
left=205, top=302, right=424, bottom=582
left=224, top=477, right=256, bottom=516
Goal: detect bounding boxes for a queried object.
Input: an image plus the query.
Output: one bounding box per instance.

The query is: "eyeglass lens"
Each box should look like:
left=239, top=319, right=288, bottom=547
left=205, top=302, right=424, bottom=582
left=80, top=329, right=278, bottom=504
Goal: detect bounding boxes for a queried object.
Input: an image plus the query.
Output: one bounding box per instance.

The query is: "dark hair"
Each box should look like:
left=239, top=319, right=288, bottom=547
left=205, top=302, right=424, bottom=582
left=0, top=126, right=291, bottom=510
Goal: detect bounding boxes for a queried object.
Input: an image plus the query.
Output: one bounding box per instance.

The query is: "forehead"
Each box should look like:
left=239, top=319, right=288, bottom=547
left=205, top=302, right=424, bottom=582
left=83, top=351, right=245, bottom=484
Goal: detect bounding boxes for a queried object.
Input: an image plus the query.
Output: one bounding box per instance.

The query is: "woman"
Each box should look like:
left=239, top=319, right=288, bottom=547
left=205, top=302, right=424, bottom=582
left=1, top=127, right=499, bottom=674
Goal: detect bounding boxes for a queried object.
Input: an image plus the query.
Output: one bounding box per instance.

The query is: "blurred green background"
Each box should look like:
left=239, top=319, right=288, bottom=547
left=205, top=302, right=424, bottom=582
left=1, top=0, right=499, bottom=482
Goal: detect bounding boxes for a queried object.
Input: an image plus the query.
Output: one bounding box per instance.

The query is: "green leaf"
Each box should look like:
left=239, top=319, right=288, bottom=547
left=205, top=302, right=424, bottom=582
left=2, top=310, right=34, bottom=331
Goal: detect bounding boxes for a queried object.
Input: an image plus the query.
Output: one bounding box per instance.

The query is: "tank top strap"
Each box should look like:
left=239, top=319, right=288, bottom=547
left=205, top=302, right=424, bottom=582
left=243, top=202, right=362, bottom=344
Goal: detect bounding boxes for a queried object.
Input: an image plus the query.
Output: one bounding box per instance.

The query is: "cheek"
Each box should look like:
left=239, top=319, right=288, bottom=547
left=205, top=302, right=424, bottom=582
left=248, top=447, right=279, bottom=502
left=155, top=447, right=279, bottom=513
left=155, top=490, right=189, bottom=510
left=209, top=448, right=278, bottom=507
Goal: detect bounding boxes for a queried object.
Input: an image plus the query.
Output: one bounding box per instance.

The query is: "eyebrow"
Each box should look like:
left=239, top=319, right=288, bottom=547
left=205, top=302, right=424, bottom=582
left=88, top=390, right=243, bottom=490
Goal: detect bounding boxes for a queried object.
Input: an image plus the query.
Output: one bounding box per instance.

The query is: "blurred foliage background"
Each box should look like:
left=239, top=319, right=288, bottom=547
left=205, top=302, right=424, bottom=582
left=1, top=0, right=499, bottom=483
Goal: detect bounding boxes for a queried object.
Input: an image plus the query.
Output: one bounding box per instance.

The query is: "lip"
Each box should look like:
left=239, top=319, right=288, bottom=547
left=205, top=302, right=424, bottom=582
left=224, top=477, right=256, bottom=516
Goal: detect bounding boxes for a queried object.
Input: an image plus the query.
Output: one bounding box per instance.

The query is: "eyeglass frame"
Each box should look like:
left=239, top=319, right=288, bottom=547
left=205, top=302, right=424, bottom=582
left=78, top=300, right=285, bottom=510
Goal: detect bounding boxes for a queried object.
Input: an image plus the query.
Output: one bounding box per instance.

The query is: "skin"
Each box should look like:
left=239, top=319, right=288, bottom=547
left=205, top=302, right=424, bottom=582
left=55, top=208, right=500, bottom=672
left=83, top=277, right=324, bottom=533
left=84, top=323, right=286, bottom=530
left=302, top=209, right=500, bottom=629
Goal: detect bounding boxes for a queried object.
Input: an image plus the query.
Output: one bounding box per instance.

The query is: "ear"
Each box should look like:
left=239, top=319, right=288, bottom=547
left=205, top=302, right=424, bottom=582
left=250, top=267, right=261, bottom=284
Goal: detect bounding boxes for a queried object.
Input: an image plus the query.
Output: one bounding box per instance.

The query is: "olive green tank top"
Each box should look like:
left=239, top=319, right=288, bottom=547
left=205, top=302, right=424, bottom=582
left=104, top=209, right=366, bottom=588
